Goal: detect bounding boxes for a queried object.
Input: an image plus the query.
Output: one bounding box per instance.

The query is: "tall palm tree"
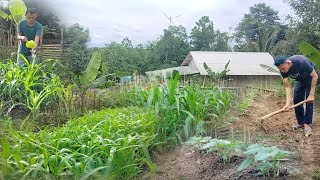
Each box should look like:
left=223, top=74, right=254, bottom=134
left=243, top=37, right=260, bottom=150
left=246, top=27, right=280, bottom=52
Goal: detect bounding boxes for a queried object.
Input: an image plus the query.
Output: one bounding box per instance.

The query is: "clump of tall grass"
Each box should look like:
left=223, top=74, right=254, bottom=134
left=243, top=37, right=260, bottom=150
left=129, top=71, right=234, bottom=145
left=0, top=107, right=158, bottom=179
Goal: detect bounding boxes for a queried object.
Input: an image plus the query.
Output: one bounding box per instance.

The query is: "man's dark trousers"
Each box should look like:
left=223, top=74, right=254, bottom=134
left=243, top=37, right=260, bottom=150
left=294, top=81, right=313, bottom=125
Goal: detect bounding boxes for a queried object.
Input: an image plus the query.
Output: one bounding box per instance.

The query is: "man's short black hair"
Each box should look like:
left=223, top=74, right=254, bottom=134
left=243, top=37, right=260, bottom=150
left=26, top=8, right=38, bottom=15
left=274, top=55, right=288, bottom=66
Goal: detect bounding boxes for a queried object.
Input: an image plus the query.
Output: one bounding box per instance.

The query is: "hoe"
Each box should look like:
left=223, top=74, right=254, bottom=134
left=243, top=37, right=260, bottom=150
left=260, top=99, right=309, bottom=120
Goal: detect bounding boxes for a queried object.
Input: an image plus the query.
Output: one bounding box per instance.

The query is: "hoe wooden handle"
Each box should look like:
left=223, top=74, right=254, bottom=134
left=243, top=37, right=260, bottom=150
left=260, top=100, right=310, bottom=120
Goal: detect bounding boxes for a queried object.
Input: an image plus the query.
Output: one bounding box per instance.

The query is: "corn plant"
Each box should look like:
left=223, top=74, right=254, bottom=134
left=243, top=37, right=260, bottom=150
left=0, top=107, right=158, bottom=179
left=135, top=71, right=182, bottom=145
left=129, top=71, right=234, bottom=145
left=0, top=57, right=64, bottom=120
left=0, top=60, right=26, bottom=116
left=237, top=143, right=291, bottom=178
left=237, top=89, right=258, bottom=114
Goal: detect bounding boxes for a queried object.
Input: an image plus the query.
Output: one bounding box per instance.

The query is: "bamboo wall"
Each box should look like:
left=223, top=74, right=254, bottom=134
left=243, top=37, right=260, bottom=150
left=0, top=44, right=64, bottom=60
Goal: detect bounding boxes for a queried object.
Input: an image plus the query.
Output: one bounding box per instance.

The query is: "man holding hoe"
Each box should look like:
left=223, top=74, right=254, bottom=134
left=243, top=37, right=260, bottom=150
left=274, top=55, right=318, bottom=137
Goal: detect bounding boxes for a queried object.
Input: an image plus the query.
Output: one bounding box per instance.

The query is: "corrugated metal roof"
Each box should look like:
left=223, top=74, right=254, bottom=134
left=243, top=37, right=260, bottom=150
left=181, top=51, right=280, bottom=76
left=145, top=66, right=199, bottom=77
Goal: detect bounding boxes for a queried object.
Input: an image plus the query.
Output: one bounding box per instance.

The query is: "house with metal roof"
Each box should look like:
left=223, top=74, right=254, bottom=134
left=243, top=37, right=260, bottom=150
left=145, top=51, right=281, bottom=88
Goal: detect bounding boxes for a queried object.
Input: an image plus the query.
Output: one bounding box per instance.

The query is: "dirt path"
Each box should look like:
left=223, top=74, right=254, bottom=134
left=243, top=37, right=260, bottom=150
left=240, top=95, right=320, bottom=169
left=141, top=94, right=319, bottom=180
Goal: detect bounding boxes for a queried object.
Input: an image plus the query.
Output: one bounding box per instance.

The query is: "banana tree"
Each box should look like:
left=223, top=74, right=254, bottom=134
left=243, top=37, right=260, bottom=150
left=0, top=0, right=26, bottom=26
left=298, top=41, right=320, bottom=71
left=78, top=51, right=102, bottom=109
left=298, top=41, right=320, bottom=94
left=203, top=60, right=230, bottom=86
left=0, top=0, right=26, bottom=46
left=79, top=52, right=102, bottom=89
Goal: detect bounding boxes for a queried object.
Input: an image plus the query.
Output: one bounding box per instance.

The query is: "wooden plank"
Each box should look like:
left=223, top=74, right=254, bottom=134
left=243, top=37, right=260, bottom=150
left=245, top=85, right=277, bottom=92
left=42, top=54, right=61, bottom=56
left=41, top=50, right=63, bottom=52
left=42, top=44, right=62, bottom=47
left=41, top=51, right=61, bottom=53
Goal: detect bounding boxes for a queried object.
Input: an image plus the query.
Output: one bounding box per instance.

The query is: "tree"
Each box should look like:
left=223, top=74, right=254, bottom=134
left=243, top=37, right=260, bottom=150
left=154, top=25, right=190, bottom=68
left=102, top=41, right=135, bottom=74
left=283, top=0, right=320, bottom=49
left=214, top=30, right=231, bottom=51
left=234, top=3, right=280, bottom=43
left=233, top=3, right=284, bottom=52
left=190, top=16, right=230, bottom=51
left=64, top=23, right=90, bottom=75
left=121, top=37, right=133, bottom=49
left=271, top=25, right=301, bottom=56
left=190, top=16, right=215, bottom=51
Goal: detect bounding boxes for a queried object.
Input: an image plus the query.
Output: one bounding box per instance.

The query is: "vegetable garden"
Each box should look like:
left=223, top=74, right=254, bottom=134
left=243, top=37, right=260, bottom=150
left=1, top=0, right=320, bottom=179
left=2, top=53, right=319, bottom=179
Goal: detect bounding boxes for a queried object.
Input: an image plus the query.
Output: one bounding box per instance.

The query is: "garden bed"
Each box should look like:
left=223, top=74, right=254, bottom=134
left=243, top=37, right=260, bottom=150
left=141, top=94, right=320, bottom=179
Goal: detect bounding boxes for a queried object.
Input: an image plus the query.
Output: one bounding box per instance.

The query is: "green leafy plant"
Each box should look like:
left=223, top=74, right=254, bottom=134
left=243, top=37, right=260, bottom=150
left=129, top=71, right=234, bottom=145
left=298, top=41, right=320, bottom=71
left=298, top=41, right=320, bottom=96
left=20, top=56, right=63, bottom=120
left=237, top=143, right=291, bottom=178
left=203, top=139, right=238, bottom=164
left=0, top=107, right=158, bottom=179
left=79, top=51, right=102, bottom=88
left=203, top=60, right=230, bottom=86
left=0, top=0, right=26, bottom=26
left=186, top=136, right=239, bottom=165
left=237, top=89, right=258, bottom=114
left=0, top=58, right=64, bottom=120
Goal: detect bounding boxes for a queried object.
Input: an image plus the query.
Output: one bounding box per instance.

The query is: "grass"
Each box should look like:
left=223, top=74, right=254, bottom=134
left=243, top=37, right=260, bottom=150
left=0, top=107, right=158, bottom=179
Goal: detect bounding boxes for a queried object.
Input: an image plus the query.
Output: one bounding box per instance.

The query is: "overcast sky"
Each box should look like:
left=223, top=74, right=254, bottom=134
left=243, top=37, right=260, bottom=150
left=48, top=0, right=294, bottom=47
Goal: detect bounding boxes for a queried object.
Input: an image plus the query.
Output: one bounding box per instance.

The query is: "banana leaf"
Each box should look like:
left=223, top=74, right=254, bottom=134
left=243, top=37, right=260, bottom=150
left=0, top=10, right=9, bottom=20
left=259, top=64, right=279, bottom=74
left=79, top=52, right=102, bottom=87
left=298, top=41, right=320, bottom=71
left=8, top=0, right=26, bottom=25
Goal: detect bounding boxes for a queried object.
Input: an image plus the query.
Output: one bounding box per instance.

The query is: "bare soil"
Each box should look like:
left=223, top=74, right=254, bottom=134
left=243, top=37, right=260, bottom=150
left=141, top=94, right=320, bottom=180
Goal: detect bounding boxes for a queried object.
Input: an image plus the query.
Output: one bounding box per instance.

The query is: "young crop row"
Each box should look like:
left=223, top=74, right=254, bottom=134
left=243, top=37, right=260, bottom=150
left=1, top=107, right=158, bottom=179
left=186, top=136, right=291, bottom=178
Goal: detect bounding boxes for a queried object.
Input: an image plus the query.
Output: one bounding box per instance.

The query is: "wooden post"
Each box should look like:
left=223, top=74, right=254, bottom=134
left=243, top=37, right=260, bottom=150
left=244, top=126, right=248, bottom=146
left=60, top=28, right=64, bottom=60
left=40, top=30, right=43, bottom=61
left=252, top=129, right=256, bottom=143
left=230, top=126, right=234, bottom=139
left=215, top=123, right=217, bottom=139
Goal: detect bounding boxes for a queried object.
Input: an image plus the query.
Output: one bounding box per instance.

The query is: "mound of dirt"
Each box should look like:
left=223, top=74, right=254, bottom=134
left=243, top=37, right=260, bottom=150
left=141, top=145, right=291, bottom=180
left=236, top=95, right=320, bottom=166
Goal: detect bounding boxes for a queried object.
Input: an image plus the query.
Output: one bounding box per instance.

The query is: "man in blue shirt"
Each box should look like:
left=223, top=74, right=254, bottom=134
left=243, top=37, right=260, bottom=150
left=17, top=8, right=43, bottom=66
left=274, top=55, right=318, bottom=137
